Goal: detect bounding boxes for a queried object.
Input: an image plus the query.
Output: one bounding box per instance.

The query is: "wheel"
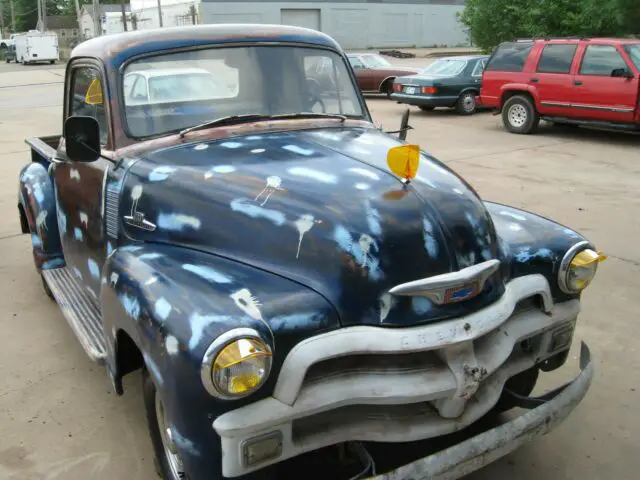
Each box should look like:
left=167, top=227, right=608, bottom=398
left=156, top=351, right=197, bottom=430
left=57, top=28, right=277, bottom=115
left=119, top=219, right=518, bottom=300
left=493, top=366, right=539, bottom=413
left=5, top=58, right=8, bottom=63
left=419, top=106, right=435, bottom=112
left=381, top=79, right=395, bottom=98
left=50, top=60, right=55, bottom=65
left=41, top=274, right=55, bottom=301
left=455, top=91, right=477, bottom=115
left=501, top=94, right=539, bottom=134
left=143, top=365, right=188, bottom=480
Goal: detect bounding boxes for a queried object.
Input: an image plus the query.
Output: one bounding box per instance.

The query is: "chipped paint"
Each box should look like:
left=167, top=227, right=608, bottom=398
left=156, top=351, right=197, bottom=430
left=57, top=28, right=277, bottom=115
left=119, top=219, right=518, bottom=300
left=149, top=166, right=177, bottom=182
left=250, top=148, right=266, bottom=154
left=269, top=312, right=324, bottom=331
left=73, top=227, right=84, bottom=241
left=423, top=218, right=438, bottom=257
left=220, top=141, right=243, bottom=149
left=230, top=288, right=264, bottom=322
left=283, top=144, right=314, bottom=156
left=182, top=264, right=232, bottom=284
left=193, top=143, right=208, bottom=151
left=171, top=427, right=201, bottom=456
left=293, top=214, right=320, bottom=259
left=515, top=247, right=555, bottom=263
left=70, top=169, right=81, bottom=181
left=379, top=293, right=394, bottom=322
left=157, top=213, right=202, bottom=231
left=230, top=198, right=286, bottom=226
left=412, top=297, right=433, bottom=315
left=288, top=166, right=337, bottom=184
left=139, top=252, right=163, bottom=261
left=110, top=272, right=119, bottom=287
left=365, top=202, right=382, bottom=236
left=254, top=176, right=283, bottom=206
left=119, top=291, right=141, bottom=320
left=87, top=258, right=100, bottom=279
left=79, top=211, right=88, bottom=228
left=188, top=313, right=233, bottom=350
left=165, top=335, right=179, bottom=355
left=154, top=298, right=172, bottom=321
left=204, top=165, right=236, bottom=179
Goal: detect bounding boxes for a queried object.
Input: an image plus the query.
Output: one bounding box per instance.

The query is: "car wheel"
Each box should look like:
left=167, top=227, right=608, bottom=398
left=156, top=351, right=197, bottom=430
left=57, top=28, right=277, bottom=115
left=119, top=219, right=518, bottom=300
left=381, top=79, right=395, bottom=98
left=455, top=92, right=477, bottom=115
left=492, top=366, right=539, bottom=413
left=502, top=95, right=539, bottom=134
left=419, top=106, right=435, bottom=112
left=143, top=365, right=189, bottom=480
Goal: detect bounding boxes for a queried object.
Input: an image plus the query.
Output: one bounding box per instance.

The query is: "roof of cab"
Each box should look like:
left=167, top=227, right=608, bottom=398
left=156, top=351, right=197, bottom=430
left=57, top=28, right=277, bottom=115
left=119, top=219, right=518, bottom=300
left=71, top=24, right=343, bottom=70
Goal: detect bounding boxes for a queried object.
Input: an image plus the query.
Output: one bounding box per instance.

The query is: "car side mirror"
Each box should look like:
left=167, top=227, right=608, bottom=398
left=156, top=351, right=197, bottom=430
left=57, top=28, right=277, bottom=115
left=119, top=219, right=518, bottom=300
left=611, top=68, right=634, bottom=79
left=385, top=108, right=413, bottom=141
left=64, top=116, right=100, bottom=162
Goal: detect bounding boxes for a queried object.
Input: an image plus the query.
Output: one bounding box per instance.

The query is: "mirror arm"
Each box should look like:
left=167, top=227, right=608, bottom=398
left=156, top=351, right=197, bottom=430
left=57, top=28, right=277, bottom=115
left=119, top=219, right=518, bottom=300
left=385, top=125, right=413, bottom=135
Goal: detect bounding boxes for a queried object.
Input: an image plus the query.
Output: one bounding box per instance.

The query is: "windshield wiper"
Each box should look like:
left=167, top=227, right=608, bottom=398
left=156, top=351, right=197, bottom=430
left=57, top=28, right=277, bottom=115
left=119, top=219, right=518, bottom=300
left=179, top=112, right=348, bottom=138
left=179, top=114, right=270, bottom=138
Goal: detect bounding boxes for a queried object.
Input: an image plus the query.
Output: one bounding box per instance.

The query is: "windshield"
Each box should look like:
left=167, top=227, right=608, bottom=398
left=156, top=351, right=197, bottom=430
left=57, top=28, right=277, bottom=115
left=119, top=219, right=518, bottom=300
left=624, top=44, right=640, bottom=70
left=360, top=55, right=391, bottom=68
left=421, top=58, right=467, bottom=76
left=123, top=45, right=366, bottom=138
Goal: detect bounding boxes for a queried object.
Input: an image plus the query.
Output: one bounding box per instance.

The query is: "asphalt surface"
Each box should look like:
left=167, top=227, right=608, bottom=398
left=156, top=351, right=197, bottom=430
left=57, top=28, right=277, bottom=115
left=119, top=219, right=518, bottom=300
left=0, top=58, right=639, bottom=480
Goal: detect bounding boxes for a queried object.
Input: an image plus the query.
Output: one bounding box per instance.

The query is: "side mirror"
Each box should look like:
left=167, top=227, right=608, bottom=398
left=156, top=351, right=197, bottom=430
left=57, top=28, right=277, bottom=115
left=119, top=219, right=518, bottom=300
left=64, top=116, right=100, bottom=162
left=611, top=68, right=634, bottom=79
left=384, top=108, right=413, bottom=141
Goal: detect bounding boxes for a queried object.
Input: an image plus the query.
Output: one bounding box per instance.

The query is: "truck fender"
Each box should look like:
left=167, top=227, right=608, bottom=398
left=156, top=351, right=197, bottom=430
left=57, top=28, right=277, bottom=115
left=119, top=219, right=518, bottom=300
left=18, top=162, right=64, bottom=269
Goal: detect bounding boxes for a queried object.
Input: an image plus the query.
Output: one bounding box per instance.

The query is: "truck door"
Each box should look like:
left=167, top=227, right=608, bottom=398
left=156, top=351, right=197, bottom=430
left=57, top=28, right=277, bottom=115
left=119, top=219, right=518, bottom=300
left=53, top=63, right=112, bottom=300
left=571, top=43, right=638, bottom=123
left=531, top=42, right=579, bottom=117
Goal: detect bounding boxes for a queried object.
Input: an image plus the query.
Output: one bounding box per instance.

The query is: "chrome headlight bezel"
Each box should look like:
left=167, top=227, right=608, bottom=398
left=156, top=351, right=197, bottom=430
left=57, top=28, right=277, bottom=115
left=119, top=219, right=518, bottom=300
left=558, top=240, right=602, bottom=294
left=200, top=328, right=272, bottom=400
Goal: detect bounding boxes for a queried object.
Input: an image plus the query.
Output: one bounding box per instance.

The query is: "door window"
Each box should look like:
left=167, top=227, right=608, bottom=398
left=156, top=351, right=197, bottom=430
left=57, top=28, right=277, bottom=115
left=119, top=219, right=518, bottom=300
left=471, top=59, right=486, bottom=77
left=536, top=44, right=578, bottom=74
left=69, top=67, right=108, bottom=146
left=130, top=75, right=149, bottom=101
left=579, top=45, right=629, bottom=76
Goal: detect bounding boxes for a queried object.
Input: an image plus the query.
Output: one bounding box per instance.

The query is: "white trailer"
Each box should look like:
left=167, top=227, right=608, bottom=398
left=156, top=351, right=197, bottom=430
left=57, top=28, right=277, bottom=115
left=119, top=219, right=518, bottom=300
left=14, top=31, right=60, bottom=65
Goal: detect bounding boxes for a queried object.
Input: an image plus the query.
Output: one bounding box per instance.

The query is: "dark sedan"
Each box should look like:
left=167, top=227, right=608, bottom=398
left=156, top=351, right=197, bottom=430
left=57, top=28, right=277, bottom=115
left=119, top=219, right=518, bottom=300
left=391, top=55, right=489, bottom=115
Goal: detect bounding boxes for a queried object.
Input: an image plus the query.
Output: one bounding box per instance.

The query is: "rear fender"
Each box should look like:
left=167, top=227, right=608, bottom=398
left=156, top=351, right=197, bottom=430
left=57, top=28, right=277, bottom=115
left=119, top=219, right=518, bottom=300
left=499, top=85, right=540, bottom=110
left=101, top=243, right=339, bottom=477
left=18, top=162, right=64, bottom=269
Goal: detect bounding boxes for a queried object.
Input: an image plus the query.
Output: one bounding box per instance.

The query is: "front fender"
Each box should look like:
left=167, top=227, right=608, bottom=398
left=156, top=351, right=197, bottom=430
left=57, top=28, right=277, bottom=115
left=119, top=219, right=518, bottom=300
left=18, top=162, right=64, bottom=269
left=100, top=242, right=340, bottom=478
left=484, top=201, right=591, bottom=302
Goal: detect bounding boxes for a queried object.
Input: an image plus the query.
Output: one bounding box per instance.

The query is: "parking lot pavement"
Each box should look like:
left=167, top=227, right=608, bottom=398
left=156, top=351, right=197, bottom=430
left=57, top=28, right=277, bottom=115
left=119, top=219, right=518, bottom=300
left=1, top=62, right=639, bottom=480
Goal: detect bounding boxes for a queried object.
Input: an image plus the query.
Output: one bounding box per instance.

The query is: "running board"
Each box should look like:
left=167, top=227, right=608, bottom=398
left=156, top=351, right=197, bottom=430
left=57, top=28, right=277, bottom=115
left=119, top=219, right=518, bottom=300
left=41, top=267, right=107, bottom=364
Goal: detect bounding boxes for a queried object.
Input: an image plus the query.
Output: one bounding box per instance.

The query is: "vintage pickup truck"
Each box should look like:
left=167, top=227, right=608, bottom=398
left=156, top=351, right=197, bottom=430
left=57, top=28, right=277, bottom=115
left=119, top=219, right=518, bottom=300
left=17, top=25, right=604, bottom=480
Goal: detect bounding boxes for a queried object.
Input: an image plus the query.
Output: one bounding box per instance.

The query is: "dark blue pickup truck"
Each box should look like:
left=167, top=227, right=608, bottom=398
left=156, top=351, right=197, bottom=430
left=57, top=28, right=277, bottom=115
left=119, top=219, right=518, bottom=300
left=17, top=24, right=603, bottom=480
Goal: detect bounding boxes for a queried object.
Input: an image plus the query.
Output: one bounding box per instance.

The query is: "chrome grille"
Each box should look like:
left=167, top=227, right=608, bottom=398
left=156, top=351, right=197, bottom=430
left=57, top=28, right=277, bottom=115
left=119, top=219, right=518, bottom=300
left=105, top=180, right=122, bottom=239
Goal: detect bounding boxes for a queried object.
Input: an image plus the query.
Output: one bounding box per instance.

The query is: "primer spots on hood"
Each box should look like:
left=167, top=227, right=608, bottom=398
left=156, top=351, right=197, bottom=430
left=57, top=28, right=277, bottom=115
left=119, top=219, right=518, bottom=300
left=119, top=291, right=141, bottom=320
left=379, top=293, right=395, bottom=322
left=193, top=143, right=208, bottom=151
left=188, top=313, right=233, bottom=350
left=457, top=251, right=477, bottom=269
left=254, top=176, right=283, bottom=206
left=143, top=352, right=163, bottom=387
left=120, top=245, right=143, bottom=252
left=110, top=272, right=119, bottom=287
left=87, top=258, right=100, bottom=279
left=230, top=288, right=265, bottom=322
left=245, top=135, right=263, bottom=140
left=515, top=247, right=555, bottom=263
left=333, top=225, right=383, bottom=281
left=70, top=169, right=81, bottom=181
left=269, top=312, right=325, bottom=332
left=288, top=167, right=337, bottom=184
left=220, top=141, right=243, bottom=149
left=423, top=218, right=438, bottom=257
left=283, top=144, right=314, bottom=156
left=72, top=267, right=82, bottom=279
left=154, top=298, right=172, bottom=321
left=230, top=198, right=286, bottom=226
left=157, top=213, right=201, bottom=232
left=145, top=276, right=158, bottom=286
left=182, top=264, right=232, bottom=284
left=204, top=165, right=236, bottom=179
left=365, top=201, right=382, bottom=236
left=348, top=167, right=380, bottom=181
left=165, top=335, right=179, bottom=355
left=73, top=228, right=84, bottom=241
left=500, top=210, right=527, bottom=222
left=149, top=166, right=177, bottom=182
left=251, top=148, right=266, bottom=154
left=354, top=183, right=370, bottom=190
left=79, top=211, right=88, bottom=227
left=294, top=214, right=321, bottom=259
left=412, top=297, right=433, bottom=315
left=139, top=252, right=163, bottom=261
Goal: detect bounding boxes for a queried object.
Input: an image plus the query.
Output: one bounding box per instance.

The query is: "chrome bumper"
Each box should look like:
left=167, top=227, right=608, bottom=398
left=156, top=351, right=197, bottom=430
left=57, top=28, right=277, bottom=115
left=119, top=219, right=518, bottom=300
left=363, top=342, right=593, bottom=480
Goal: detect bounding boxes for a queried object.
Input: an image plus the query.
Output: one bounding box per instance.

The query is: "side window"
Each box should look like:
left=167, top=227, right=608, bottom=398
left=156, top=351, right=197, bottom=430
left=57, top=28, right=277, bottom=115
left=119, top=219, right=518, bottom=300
left=485, top=42, right=533, bottom=72
left=536, top=44, right=578, bottom=74
left=580, top=45, right=629, bottom=76
left=131, top=76, right=148, bottom=101
left=69, top=67, right=108, bottom=146
left=472, top=59, right=486, bottom=76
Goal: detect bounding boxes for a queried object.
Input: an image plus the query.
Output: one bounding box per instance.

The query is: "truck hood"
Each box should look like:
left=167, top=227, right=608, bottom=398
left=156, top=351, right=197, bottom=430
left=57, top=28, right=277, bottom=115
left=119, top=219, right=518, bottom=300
left=119, top=126, right=504, bottom=327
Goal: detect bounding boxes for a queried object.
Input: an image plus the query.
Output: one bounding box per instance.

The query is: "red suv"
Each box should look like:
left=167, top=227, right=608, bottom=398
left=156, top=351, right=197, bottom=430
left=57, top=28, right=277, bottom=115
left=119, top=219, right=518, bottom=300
left=480, top=38, right=640, bottom=134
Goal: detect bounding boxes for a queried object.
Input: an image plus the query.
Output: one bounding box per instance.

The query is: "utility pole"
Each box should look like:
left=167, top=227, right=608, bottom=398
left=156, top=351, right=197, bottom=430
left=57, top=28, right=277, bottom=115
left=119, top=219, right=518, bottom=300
left=120, top=0, right=128, bottom=31
left=74, top=0, right=81, bottom=37
left=0, top=3, right=5, bottom=39
left=36, top=0, right=42, bottom=31
left=157, top=0, right=163, bottom=27
left=10, top=0, right=15, bottom=33
left=92, top=0, right=101, bottom=37
left=40, top=0, right=46, bottom=31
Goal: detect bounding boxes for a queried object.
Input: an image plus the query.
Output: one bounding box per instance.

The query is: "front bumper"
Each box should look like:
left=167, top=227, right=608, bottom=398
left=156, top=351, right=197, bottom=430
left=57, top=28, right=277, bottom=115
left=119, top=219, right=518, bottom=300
left=363, top=342, right=593, bottom=480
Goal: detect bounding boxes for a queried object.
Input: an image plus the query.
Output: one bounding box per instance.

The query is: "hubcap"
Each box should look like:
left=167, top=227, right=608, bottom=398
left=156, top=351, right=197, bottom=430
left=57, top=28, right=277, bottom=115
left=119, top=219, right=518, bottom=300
left=507, top=104, right=528, bottom=128
left=156, top=393, right=185, bottom=480
left=463, top=94, right=476, bottom=112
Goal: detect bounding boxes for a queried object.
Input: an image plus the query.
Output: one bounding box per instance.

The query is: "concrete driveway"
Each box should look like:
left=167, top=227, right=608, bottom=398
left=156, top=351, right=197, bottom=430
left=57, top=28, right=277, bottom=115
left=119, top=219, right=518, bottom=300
left=0, top=60, right=638, bottom=480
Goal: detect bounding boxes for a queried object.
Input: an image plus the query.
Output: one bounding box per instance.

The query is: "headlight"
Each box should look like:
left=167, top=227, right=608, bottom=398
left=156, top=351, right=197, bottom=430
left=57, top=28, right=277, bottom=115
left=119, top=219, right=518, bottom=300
left=558, top=242, right=607, bottom=294
left=201, top=328, right=272, bottom=399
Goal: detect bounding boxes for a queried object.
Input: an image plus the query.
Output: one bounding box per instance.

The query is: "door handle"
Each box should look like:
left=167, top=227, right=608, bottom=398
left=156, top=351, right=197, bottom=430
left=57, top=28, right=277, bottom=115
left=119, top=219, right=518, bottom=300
left=530, top=78, right=539, bottom=83
left=574, top=80, right=583, bottom=86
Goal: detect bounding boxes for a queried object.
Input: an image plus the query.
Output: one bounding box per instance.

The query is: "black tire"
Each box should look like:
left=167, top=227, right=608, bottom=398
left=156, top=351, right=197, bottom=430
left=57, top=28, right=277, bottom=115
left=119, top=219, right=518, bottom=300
left=143, top=366, right=189, bottom=480
left=493, top=366, right=540, bottom=413
left=50, top=60, right=55, bottom=65
left=501, top=94, right=539, bottom=134
left=455, top=91, right=477, bottom=115
left=41, top=274, right=55, bottom=301
left=381, top=79, right=395, bottom=98
left=419, top=106, right=435, bottom=112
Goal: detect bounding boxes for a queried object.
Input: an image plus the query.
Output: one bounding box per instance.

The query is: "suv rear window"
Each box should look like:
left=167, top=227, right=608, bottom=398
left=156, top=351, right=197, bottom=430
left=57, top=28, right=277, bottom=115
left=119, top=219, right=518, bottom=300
left=536, top=44, right=578, bottom=74
left=485, top=42, right=532, bottom=72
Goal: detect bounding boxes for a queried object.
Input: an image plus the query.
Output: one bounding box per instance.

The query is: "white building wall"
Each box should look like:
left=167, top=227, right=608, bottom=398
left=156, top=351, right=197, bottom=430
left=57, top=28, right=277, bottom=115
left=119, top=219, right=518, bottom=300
left=134, top=2, right=200, bottom=30
left=199, top=2, right=468, bottom=49
left=79, top=12, right=96, bottom=38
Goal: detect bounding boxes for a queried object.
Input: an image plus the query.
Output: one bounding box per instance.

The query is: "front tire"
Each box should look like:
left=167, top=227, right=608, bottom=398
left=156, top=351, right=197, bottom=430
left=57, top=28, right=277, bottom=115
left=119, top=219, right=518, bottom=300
left=455, top=91, right=477, bottom=115
left=143, top=366, right=188, bottom=480
left=502, top=94, right=539, bottom=134
left=493, top=366, right=539, bottom=413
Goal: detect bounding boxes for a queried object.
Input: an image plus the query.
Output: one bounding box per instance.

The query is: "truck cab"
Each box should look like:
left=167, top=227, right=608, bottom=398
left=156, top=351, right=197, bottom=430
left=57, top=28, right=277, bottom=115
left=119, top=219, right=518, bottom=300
left=17, top=25, right=602, bottom=480
left=480, top=37, right=640, bottom=134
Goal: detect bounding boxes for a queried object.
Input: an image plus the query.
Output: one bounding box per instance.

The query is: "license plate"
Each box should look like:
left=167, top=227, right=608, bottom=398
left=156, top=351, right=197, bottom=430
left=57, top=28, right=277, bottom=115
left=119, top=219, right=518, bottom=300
left=405, top=86, right=417, bottom=94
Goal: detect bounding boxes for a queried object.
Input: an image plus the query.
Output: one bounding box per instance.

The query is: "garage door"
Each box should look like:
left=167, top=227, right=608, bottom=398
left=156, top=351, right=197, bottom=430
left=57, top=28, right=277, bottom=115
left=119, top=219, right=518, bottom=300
left=280, top=9, right=321, bottom=31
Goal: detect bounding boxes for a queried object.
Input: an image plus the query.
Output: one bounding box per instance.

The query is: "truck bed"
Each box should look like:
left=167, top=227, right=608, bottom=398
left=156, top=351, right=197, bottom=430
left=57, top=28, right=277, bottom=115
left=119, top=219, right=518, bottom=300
left=26, top=135, right=60, bottom=165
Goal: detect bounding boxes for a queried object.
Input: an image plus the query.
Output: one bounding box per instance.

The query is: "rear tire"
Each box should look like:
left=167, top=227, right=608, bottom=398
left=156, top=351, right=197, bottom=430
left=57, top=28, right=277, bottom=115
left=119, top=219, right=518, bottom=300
left=381, top=79, right=395, bottom=98
left=502, top=94, right=539, bottom=134
left=455, top=91, right=477, bottom=115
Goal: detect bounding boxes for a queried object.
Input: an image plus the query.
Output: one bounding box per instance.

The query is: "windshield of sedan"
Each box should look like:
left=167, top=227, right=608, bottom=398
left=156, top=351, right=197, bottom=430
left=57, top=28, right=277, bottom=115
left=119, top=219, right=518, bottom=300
left=123, top=45, right=366, bottom=138
left=420, top=58, right=467, bottom=76
left=624, top=44, right=640, bottom=70
left=360, top=54, right=392, bottom=68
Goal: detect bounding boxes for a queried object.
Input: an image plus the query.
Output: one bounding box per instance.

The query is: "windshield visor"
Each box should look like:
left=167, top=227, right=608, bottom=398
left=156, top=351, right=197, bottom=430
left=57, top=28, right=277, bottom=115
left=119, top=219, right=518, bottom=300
left=122, top=45, right=366, bottom=138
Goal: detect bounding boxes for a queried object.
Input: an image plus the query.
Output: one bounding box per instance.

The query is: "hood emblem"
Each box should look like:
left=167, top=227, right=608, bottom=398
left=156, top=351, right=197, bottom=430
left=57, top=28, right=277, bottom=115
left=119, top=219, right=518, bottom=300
left=388, top=259, right=500, bottom=305
left=124, top=185, right=156, bottom=231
